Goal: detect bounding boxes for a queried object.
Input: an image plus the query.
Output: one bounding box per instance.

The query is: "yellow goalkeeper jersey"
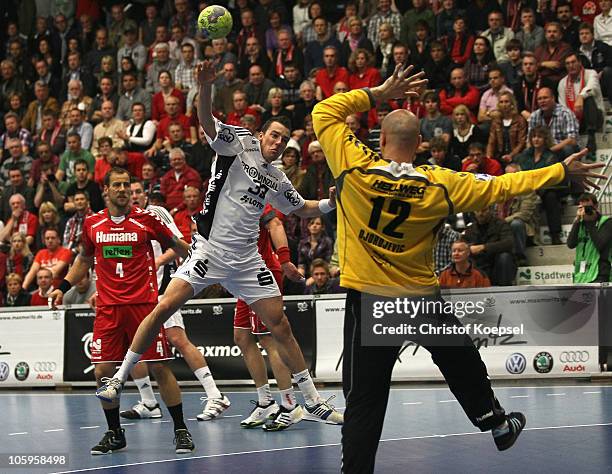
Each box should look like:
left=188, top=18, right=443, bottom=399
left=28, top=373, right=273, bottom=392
left=312, top=89, right=566, bottom=296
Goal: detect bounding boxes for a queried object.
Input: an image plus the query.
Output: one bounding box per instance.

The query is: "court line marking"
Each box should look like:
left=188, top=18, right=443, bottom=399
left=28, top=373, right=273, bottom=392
left=8, top=432, right=28, bottom=436
left=583, top=391, right=601, bottom=394
left=79, top=426, right=99, bottom=430
left=222, top=415, right=244, bottom=418
left=4, top=385, right=612, bottom=397
left=50, top=422, right=612, bottom=474
left=509, top=395, right=529, bottom=398
left=402, top=402, right=423, bottom=405
left=438, top=400, right=458, bottom=403
left=152, top=420, right=170, bottom=424
left=546, top=393, right=566, bottom=396
left=44, top=429, right=64, bottom=432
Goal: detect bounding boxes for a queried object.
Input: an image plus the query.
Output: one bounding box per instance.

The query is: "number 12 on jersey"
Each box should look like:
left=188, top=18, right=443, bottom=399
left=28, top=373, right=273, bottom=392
left=368, top=197, right=411, bottom=238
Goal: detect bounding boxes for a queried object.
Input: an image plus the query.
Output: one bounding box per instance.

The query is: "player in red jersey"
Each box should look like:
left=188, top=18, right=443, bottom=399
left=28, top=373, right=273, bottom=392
left=49, top=167, right=195, bottom=455
left=233, top=205, right=302, bottom=430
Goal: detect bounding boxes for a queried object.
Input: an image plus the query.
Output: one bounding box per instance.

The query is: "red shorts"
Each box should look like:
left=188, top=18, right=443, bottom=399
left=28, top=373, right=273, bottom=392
left=91, top=303, right=171, bottom=363
left=234, top=268, right=282, bottom=335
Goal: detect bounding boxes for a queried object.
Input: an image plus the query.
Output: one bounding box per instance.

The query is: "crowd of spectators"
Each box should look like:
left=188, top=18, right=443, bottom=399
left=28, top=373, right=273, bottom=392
left=0, top=0, right=611, bottom=305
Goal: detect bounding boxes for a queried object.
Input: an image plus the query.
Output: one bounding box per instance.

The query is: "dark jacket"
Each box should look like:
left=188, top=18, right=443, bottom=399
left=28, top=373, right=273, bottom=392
left=3, top=289, right=31, bottom=307
left=299, top=162, right=334, bottom=200
left=464, top=217, right=515, bottom=271
left=578, top=41, right=612, bottom=73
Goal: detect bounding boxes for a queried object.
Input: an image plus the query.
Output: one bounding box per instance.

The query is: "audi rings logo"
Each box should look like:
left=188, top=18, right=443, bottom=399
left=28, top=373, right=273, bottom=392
left=560, top=351, right=589, bottom=363
left=506, top=353, right=526, bottom=374
left=34, top=362, right=57, bottom=372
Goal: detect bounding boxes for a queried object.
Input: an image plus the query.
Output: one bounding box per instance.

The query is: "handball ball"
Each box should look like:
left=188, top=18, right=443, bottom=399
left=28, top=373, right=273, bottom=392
left=197, top=5, right=233, bottom=40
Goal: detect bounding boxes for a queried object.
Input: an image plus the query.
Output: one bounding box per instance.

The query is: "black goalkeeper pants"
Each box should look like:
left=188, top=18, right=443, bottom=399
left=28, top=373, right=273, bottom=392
left=341, top=290, right=506, bottom=474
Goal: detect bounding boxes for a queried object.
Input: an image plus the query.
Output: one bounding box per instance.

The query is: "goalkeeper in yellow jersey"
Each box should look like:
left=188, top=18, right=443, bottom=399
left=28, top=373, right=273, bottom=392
left=312, top=64, right=606, bottom=474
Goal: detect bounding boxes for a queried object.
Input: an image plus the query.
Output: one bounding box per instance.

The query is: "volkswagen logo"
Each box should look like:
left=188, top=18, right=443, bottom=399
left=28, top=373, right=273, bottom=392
left=506, top=353, right=526, bottom=374
left=34, top=362, right=57, bottom=372
left=0, top=362, right=9, bottom=382
left=560, top=351, right=589, bottom=363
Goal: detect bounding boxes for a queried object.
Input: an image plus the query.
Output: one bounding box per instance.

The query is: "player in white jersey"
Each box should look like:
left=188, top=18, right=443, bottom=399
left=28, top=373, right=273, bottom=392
left=119, top=179, right=231, bottom=421
left=98, top=60, right=343, bottom=427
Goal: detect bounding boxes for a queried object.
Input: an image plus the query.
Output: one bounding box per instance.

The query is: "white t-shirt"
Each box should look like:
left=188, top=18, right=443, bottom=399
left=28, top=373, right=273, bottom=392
left=199, top=119, right=306, bottom=252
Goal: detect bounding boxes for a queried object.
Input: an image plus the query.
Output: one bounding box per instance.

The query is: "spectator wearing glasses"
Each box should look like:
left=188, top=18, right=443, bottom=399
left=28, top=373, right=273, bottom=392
left=0, top=138, right=33, bottom=187
left=527, top=86, right=579, bottom=160
left=461, top=141, right=503, bottom=176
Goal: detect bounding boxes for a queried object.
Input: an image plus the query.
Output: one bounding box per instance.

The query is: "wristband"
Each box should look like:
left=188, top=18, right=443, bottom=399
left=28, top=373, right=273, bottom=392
left=58, top=279, right=72, bottom=294
left=318, top=198, right=335, bottom=214
left=276, top=246, right=291, bottom=265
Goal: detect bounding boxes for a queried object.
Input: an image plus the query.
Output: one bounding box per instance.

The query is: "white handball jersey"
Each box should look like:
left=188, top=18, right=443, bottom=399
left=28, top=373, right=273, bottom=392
left=146, top=204, right=183, bottom=291
left=199, top=118, right=306, bottom=251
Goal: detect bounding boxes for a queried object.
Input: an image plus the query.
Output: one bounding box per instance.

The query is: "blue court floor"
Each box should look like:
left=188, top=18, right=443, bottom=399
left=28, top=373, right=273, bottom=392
left=1, top=383, right=612, bottom=473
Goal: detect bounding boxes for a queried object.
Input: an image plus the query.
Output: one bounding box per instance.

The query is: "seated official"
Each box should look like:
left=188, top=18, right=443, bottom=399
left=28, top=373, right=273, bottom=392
left=567, top=192, right=612, bottom=283
left=439, top=239, right=491, bottom=289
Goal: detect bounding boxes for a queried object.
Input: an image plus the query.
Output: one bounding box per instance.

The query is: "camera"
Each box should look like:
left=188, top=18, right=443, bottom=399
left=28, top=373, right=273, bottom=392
left=584, top=205, right=595, bottom=215
left=47, top=173, right=56, bottom=183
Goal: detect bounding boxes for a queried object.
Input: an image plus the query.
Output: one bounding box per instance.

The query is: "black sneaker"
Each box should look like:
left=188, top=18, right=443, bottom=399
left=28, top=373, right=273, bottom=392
left=91, top=428, right=126, bottom=455
left=174, top=428, right=195, bottom=454
left=494, top=412, right=526, bottom=451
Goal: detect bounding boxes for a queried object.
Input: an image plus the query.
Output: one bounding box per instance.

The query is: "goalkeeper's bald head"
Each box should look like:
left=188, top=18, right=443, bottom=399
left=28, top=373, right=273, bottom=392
left=380, top=109, right=421, bottom=163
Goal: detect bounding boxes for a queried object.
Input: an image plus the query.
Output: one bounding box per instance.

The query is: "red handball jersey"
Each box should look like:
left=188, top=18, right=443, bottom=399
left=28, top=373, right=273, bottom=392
left=258, top=204, right=282, bottom=272
left=81, top=207, right=176, bottom=306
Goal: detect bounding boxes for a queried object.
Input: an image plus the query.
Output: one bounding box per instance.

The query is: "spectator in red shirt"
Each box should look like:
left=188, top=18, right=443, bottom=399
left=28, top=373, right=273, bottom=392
left=461, top=142, right=503, bottom=176
left=315, top=46, right=350, bottom=99
left=151, top=70, right=185, bottom=122
left=22, top=228, right=72, bottom=290
left=146, top=95, right=190, bottom=158
left=30, top=267, right=55, bottom=306
left=347, top=48, right=382, bottom=92
left=160, top=148, right=202, bottom=211
left=225, top=90, right=261, bottom=127
left=0, top=193, right=38, bottom=247
left=439, top=239, right=491, bottom=289
left=173, top=186, right=203, bottom=242
left=439, top=67, right=481, bottom=116
left=443, top=15, right=474, bottom=67
left=535, top=22, right=573, bottom=83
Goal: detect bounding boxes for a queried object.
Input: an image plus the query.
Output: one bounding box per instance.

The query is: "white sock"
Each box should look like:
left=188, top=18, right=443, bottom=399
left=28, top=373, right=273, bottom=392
left=256, top=383, right=273, bottom=405
left=115, top=350, right=143, bottom=383
left=194, top=366, right=222, bottom=399
left=492, top=420, right=509, bottom=437
left=279, top=387, right=297, bottom=410
left=293, top=369, right=320, bottom=406
left=134, top=376, right=157, bottom=407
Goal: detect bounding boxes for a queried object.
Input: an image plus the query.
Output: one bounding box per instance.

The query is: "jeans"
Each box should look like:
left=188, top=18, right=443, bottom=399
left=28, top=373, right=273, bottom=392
left=509, top=218, right=527, bottom=257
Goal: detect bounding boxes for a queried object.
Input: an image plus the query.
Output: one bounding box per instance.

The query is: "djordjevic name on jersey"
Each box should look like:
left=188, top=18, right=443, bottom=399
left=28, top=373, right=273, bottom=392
left=197, top=119, right=305, bottom=252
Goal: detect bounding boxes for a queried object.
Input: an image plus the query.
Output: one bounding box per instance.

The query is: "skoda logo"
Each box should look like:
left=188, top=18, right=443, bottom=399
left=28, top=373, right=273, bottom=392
left=506, top=353, right=526, bottom=374
left=0, top=362, right=9, bottom=382
left=34, top=362, right=57, bottom=372
left=533, top=352, right=554, bottom=373
left=14, top=361, right=30, bottom=381
left=560, top=351, right=589, bottom=363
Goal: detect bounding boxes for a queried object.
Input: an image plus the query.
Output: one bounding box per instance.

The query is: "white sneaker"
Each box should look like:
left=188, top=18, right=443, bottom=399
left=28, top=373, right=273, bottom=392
left=120, top=401, right=162, bottom=419
left=240, top=400, right=280, bottom=428
left=196, top=394, right=231, bottom=421
left=262, top=404, right=304, bottom=431
left=303, top=395, right=344, bottom=424
left=96, top=377, right=122, bottom=402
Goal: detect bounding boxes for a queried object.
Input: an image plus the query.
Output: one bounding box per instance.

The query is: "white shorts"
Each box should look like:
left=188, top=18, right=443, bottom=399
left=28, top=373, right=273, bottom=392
left=159, top=295, right=185, bottom=330
left=173, top=234, right=281, bottom=305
